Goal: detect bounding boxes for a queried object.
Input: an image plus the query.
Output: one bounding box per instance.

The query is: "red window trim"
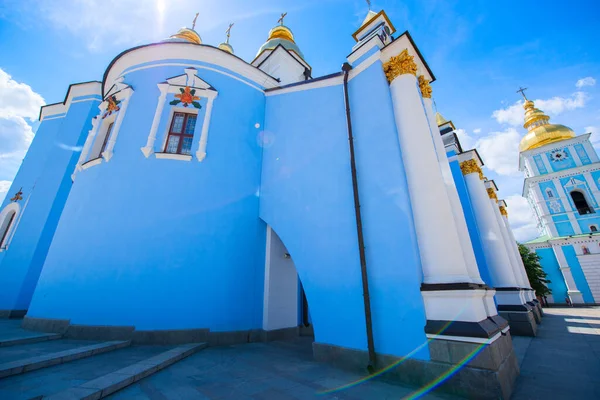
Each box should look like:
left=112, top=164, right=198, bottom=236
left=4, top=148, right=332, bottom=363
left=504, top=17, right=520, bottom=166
left=165, top=112, right=196, bottom=155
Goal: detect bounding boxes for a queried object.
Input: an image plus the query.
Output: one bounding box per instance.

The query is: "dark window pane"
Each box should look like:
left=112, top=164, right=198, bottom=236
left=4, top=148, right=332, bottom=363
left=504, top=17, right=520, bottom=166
left=171, top=114, right=184, bottom=133
left=185, top=115, right=197, bottom=135
left=181, top=137, right=193, bottom=155
left=166, top=136, right=180, bottom=153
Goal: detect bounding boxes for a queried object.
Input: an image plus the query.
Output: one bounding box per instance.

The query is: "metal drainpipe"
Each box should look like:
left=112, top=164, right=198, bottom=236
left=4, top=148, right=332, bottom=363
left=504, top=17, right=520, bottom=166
left=342, top=62, right=376, bottom=373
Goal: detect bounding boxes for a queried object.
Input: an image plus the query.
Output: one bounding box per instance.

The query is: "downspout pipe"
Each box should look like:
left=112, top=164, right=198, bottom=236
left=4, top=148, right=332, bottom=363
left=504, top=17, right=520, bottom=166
left=342, top=62, right=376, bottom=373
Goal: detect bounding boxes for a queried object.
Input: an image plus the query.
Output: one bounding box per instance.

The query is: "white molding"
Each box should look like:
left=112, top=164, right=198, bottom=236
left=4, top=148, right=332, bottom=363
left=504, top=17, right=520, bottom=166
left=39, top=82, right=102, bottom=121
left=196, top=96, right=216, bottom=161
left=75, top=115, right=102, bottom=174
left=0, top=202, right=20, bottom=249
left=154, top=153, right=192, bottom=161
left=421, top=289, right=489, bottom=323
left=80, top=157, right=103, bottom=170
left=380, top=36, right=434, bottom=82
left=426, top=331, right=501, bottom=345
left=142, top=83, right=169, bottom=158
left=102, top=86, right=134, bottom=162
left=104, top=43, right=279, bottom=95
left=266, top=75, right=343, bottom=97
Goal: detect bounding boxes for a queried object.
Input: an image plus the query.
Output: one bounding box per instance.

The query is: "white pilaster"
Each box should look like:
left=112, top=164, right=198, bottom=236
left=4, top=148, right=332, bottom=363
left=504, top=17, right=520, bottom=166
left=75, top=115, right=102, bottom=173
left=460, top=162, right=522, bottom=298
left=423, top=97, right=483, bottom=284
left=102, top=87, right=134, bottom=162
left=541, top=154, right=552, bottom=174
left=388, top=73, right=472, bottom=284
left=531, top=185, right=559, bottom=237
left=553, top=245, right=585, bottom=304
left=196, top=92, right=217, bottom=162
left=501, top=213, right=534, bottom=293
left=141, top=83, right=169, bottom=158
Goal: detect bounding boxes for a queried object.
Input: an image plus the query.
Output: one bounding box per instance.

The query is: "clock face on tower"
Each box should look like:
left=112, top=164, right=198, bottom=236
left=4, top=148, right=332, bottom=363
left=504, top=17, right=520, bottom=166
left=550, top=148, right=568, bottom=162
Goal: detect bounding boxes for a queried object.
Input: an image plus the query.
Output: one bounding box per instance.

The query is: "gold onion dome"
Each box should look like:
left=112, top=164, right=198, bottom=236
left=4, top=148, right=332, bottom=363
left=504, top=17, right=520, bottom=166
left=519, top=100, right=576, bottom=152
left=218, top=42, right=234, bottom=54
left=256, top=25, right=304, bottom=59
left=169, top=27, right=202, bottom=44
left=436, top=112, right=448, bottom=126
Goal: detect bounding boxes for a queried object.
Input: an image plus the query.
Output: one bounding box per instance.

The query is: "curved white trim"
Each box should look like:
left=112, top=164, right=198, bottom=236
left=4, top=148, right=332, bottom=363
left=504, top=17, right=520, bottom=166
left=154, top=153, right=192, bottom=161
left=104, top=44, right=279, bottom=96
left=0, top=202, right=20, bottom=249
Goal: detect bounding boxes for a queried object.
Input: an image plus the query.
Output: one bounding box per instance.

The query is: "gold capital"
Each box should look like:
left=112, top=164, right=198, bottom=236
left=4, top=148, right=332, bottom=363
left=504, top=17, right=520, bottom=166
left=383, top=49, right=417, bottom=83
left=418, top=75, right=432, bottom=98
left=459, top=160, right=483, bottom=180
left=487, top=188, right=498, bottom=202
left=499, top=206, right=508, bottom=217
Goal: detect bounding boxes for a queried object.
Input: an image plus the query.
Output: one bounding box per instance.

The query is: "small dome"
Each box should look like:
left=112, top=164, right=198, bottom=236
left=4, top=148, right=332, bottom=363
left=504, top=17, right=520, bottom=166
left=169, top=27, right=202, bottom=44
left=256, top=25, right=304, bottom=59
left=436, top=112, right=448, bottom=126
left=519, top=100, right=576, bottom=152
left=218, top=42, right=234, bottom=54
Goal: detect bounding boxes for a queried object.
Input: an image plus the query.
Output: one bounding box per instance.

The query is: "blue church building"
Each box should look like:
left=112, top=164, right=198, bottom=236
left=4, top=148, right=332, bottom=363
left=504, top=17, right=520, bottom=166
left=0, top=9, right=541, bottom=398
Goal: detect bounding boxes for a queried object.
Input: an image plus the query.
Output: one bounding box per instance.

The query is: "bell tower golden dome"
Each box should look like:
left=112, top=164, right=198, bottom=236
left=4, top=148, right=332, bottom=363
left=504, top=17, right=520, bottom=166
left=518, top=89, right=576, bottom=152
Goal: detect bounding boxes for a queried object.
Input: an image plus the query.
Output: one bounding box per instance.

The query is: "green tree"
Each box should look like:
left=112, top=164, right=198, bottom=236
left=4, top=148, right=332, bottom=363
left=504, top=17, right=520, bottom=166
left=518, top=243, right=551, bottom=297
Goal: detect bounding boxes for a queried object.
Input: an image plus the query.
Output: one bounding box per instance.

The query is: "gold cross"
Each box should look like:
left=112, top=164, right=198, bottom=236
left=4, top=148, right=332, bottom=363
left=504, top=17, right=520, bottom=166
left=517, top=86, right=528, bottom=101
left=192, top=12, right=199, bottom=30
left=278, top=12, right=287, bottom=25
left=225, top=23, right=234, bottom=44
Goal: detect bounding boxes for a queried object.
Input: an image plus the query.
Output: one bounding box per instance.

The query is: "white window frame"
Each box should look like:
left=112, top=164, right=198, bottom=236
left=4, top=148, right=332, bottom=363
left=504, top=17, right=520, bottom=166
left=73, top=81, right=134, bottom=179
left=0, top=202, right=20, bottom=251
left=141, top=68, right=217, bottom=162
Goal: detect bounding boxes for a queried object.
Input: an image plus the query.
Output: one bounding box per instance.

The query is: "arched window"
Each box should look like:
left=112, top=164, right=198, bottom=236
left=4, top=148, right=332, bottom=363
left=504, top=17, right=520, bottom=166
left=591, top=225, right=598, bottom=233
left=0, top=203, right=19, bottom=249
left=570, top=190, right=594, bottom=215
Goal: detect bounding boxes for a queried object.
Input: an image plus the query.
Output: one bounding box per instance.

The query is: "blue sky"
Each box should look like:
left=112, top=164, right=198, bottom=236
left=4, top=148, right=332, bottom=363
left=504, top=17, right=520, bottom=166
left=0, top=0, right=599, bottom=241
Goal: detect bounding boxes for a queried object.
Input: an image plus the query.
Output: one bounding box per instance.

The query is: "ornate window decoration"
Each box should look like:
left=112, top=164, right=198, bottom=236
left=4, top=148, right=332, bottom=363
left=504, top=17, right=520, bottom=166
left=74, top=77, right=134, bottom=176
left=549, top=148, right=568, bottom=163
left=141, top=68, right=217, bottom=162
left=546, top=189, right=554, bottom=198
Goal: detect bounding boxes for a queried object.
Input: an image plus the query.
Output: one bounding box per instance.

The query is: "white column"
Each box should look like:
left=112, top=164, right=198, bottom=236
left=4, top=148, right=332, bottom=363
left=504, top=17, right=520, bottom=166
left=462, top=169, right=525, bottom=306
left=196, top=92, right=217, bottom=162
left=389, top=73, right=472, bottom=285
left=103, top=87, right=134, bottom=162
left=141, top=83, right=169, bottom=158
left=553, top=245, right=585, bottom=304
left=501, top=212, right=533, bottom=291
left=423, top=97, right=484, bottom=284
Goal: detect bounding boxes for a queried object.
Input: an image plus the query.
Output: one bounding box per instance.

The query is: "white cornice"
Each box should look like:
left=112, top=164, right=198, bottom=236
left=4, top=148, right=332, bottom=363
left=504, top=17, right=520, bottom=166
left=522, top=162, right=600, bottom=197
left=103, top=43, right=279, bottom=96
left=379, top=33, right=434, bottom=82
left=40, top=82, right=102, bottom=121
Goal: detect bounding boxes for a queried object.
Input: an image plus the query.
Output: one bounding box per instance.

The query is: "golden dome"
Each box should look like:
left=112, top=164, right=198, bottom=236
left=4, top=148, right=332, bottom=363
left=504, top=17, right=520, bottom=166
left=255, top=25, right=304, bottom=60
left=218, top=42, right=234, bottom=54
left=519, top=100, right=576, bottom=152
left=436, top=112, right=448, bottom=126
left=169, top=27, right=202, bottom=44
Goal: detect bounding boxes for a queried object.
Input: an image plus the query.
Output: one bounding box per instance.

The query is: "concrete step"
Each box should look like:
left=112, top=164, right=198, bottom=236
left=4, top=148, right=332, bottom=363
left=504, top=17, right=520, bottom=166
left=0, top=339, right=102, bottom=365
left=0, top=340, right=130, bottom=379
left=45, top=343, right=207, bottom=399
left=0, top=332, right=62, bottom=348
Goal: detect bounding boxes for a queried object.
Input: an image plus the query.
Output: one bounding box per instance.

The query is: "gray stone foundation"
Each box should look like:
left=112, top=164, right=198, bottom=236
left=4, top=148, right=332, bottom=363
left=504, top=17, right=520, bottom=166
left=0, top=309, right=27, bottom=319
left=527, top=301, right=542, bottom=323
left=313, top=332, right=519, bottom=399
left=21, top=317, right=300, bottom=346
left=498, top=310, right=537, bottom=336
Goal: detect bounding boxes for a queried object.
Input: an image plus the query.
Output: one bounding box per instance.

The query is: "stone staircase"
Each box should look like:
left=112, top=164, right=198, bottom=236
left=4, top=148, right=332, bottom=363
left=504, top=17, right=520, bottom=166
left=0, top=321, right=206, bottom=399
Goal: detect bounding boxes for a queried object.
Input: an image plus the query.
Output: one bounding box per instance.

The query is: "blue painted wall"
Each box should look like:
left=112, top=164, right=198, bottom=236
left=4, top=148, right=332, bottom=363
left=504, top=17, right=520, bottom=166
left=546, top=147, right=576, bottom=172
left=449, top=159, right=492, bottom=285
left=562, top=245, right=595, bottom=303
left=573, top=144, right=591, bottom=165
left=0, top=97, right=99, bottom=311
left=28, top=64, right=268, bottom=331
left=536, top=248, right=568, bottom=302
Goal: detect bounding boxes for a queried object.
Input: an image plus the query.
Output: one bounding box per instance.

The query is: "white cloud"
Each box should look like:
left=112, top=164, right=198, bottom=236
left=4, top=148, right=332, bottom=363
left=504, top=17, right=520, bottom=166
left=505, top=195, right=539, bottom=242
left=576, top=77, right=596, bottom=88
left=585, top=126, right=600, bottom=148
left=0, top=68, right=43, bottom=183
left=492, top=92, right=588, bottom=126
left=473, top=128, right=481, bottom=134
left=459, top=128, right=521, bottom=176
left=454, top=128, right=476, bottom=150
left=0, top=180, right=11, bottom=204
left=0, top=69, right=45, bottom=121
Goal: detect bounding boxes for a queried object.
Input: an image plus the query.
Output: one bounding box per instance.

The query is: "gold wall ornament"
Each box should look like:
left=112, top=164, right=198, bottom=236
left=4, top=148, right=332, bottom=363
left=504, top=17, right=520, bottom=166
left=459, top=160, right=484, bottom=180
left=418, top=75, right=432, bottom=98
left=487, top=188, right=498, bottom=202
left=499, top=206, right=508, bottom=217
left=10, top=188, right=23, bottom=202
left=383, top=49, right=417, bottom=83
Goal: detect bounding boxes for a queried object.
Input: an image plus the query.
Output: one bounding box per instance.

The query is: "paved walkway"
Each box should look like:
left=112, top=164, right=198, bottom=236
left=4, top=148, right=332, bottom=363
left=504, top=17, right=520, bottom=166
left=511, top=307, right=600, bottom=399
